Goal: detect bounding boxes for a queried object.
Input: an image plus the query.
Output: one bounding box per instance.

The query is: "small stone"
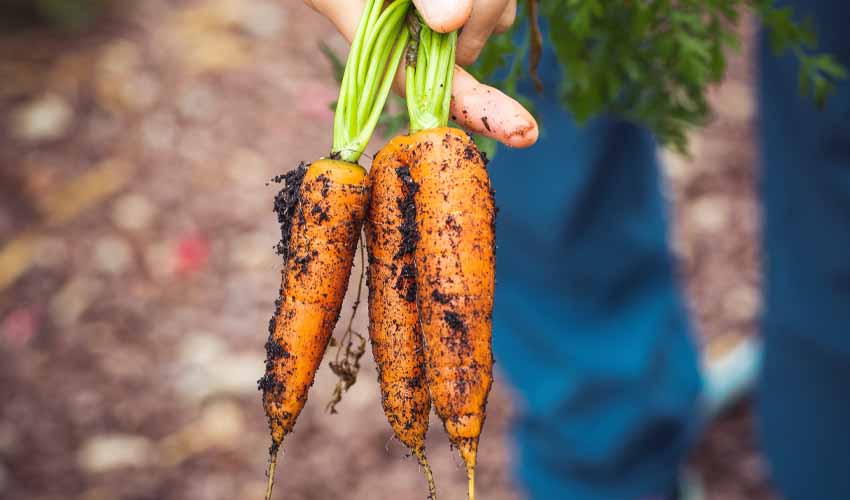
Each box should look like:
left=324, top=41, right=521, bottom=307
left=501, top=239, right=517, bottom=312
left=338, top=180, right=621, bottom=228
left=172, top=1, right=248, bottom=73
left=96, top=49, right=159, bottom=114
left=662, top=136, right=706, bottom=182
left=179, top=333, right=227, bottom=366
left=118, top=72, right=161, bottom=112
left=229, top=231, right=274, bottom=270
left=239, top=1, right=284, bottom=39
left=227, top=148, right=268, bottom=188
left=32, top=236, right=69, bottom=269
left=717, top=81, right=755, bottom=122
left=141, top=110, right=177, bottom=151
left=97, top=40, right=141, bottom=77
left=184, top=33, right=248, bottom=73
left=178, top=128, right=215, bottom=164
left=50, top=277, right=103, bottom=327
left=661, top=149, right=691, bottom=184
left=197, top=399, right=244, bottom=445
left=112, top=194, right=157, bottom=232
left=93, top=235, right=134, bottom=274
left=178, top=85, right=217, bottom=122
left=159, top=398, right=247, bottom=467
left=77, top=434, right=155, bottom=473
left=209, top=354, right=258, bottom=398
left=174, top=351, right=258, bottom=401
left=10, top=94, right=74, bottom=142
left=723, top=285, right=761, bottom=322
left=690, top=195, right=730, bottom=233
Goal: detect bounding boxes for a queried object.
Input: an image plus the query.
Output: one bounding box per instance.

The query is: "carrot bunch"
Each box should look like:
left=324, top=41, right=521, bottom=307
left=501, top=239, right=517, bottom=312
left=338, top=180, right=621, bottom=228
left=261, top=4, right=496, bottom=500
left=365, top=10, right=494, bottom=499
left=259, top=1, right=410, bottom=499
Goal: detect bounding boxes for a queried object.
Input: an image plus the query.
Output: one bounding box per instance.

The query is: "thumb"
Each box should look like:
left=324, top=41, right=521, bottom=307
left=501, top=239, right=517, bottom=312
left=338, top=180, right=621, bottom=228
left=413, top=0, right=473, bottom=33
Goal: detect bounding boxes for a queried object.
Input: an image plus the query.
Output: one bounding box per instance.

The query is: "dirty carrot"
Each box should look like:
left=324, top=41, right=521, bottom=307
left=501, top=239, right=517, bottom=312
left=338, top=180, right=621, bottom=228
left=404, top=14, right=495, bottom=500
left=260, top=160, right=368, bottom=499
left=258, top=1, right=411, bottom=498
left=365, top=134, right=436, bottom=499
left=410, top=127, right=494, bottom=500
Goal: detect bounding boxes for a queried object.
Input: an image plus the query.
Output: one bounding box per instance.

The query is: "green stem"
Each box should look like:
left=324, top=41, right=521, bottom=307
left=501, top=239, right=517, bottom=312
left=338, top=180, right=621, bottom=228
left=332, top=0, right=411, bottom=163
left=356, top=1, right=408, bottom=125
left=357, top=0, right=408, bottom=89
left=333, top=0, right=375, bottom=147
left=406, top=13, right=457, bottom=133
left=352, top=28, right=410, bottom=158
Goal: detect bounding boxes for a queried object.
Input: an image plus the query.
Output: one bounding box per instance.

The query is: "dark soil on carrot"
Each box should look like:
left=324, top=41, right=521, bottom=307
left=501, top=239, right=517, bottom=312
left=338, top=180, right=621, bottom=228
left=0, top=3, right=771, bottom=499
left=272, top=163, right=309, bottom=259
left=259, top=161, right=308, bottom=414
left=395, top=165, right=420, bottom=259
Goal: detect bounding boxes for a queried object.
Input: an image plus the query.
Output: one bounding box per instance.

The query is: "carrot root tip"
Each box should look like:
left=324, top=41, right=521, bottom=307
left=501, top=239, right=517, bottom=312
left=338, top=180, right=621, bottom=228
left=415, top=449, right=437, bottom=500
left=265, top=449, right=279, bottom=500
left=466, top=463, right=475, bottom=500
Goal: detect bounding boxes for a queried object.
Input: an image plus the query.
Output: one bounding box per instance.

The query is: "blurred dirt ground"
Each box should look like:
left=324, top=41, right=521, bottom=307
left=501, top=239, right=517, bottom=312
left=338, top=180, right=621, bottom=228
left=0, top=1, right=773, bottom=499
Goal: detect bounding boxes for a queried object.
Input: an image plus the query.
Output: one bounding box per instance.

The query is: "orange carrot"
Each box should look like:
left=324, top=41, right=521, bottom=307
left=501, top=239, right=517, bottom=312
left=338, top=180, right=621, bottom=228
left=365, top=135, right=436, bottom=498
left=403, top=16, right=495, bottom=498
left=260, top=159, right=368, bottom=448
left=409, top=128, right=495, bottom=500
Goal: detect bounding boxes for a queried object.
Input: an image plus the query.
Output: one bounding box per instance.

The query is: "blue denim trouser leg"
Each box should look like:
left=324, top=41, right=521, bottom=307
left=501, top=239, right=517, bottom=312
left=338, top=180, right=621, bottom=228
left=489, top=47, right=702, bottom=499
left=757, top=1, right=850, bottom=498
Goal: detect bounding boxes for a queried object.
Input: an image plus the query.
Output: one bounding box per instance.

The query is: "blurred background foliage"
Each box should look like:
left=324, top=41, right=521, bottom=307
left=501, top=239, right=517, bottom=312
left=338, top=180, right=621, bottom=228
left=0, top=0, right=108, bottom=32
left=474, top=0, right=846, bottom=154
left=9, top=0, right=843, bottom=157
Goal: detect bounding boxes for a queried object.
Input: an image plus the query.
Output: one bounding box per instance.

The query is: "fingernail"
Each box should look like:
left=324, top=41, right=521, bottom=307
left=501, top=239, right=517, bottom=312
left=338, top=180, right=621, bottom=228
left=505, top=121, right=539, bottom=148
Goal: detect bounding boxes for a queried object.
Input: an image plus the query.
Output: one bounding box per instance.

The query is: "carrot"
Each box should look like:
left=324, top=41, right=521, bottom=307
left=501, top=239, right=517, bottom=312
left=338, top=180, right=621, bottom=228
left=259, top=1, right=411, bottom=498
left=403, top=17, right=495, bottom=500
left=411, top=128, right=494, bottom=500
left=260, top=158, right=368, bottom=476
left=365, top=135, right=437, bottom=498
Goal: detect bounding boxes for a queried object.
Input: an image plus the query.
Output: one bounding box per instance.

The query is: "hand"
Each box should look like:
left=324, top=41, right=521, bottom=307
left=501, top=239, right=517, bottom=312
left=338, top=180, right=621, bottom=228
left=304, top=0, right=538, bottom=148
left=432, top=0, right=516, bottom=66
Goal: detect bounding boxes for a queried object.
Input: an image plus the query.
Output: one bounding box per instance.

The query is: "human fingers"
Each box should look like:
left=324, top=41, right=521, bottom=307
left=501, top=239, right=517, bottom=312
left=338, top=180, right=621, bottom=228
left=450, top=66, right=538, bottom=148
left=412, top=0, right=474, bottom=33
left=456, top=0, right=511, bottom=66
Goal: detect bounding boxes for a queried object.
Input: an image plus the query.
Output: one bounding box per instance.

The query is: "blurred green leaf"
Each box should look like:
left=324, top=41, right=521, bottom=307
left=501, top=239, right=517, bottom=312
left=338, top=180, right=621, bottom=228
left=36, top=0, right=104, bottom=30
left=474, top=0, right=847, bottom=154
left=1, top=0, right=106, bottom=31
left=319, top=42, right=346, bottom=84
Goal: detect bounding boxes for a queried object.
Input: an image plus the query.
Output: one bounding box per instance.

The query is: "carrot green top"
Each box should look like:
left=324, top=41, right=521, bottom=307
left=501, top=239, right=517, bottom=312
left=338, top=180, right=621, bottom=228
left=405, top=13, right=456, bottom=134
left=331, top=0, right=411, bottom=163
